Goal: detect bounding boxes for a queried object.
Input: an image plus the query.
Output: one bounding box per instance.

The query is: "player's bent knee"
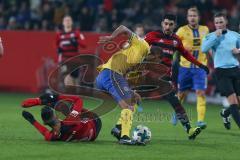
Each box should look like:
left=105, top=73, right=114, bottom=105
left=227, top=93, right=239, bottom=105
left=118, top=100, right=131, bottom=109
left=178, top=91, right=186, bottom=99
left=196, top=90, right=205, bottom=97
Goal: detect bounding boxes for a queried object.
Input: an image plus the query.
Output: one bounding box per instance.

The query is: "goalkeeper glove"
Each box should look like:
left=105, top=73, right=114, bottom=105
left=199, top=64, right=209, bottom=75
left=39, top=93, right=59, bottom=105
left=22, top=111, right=35, bottom=124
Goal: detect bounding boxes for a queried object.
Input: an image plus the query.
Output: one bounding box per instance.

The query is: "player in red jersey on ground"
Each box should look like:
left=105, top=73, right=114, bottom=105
left=21, top=93, right=101, bottom=142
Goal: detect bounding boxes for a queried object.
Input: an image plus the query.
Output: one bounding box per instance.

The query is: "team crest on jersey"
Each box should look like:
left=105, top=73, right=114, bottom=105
left=60, top=35, right=65, bottom=39
left=173, top=40, right=178, bottom=47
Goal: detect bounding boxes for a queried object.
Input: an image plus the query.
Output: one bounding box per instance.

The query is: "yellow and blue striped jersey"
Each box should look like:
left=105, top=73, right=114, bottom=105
left=97, top=34, right=150, bottom=75
left=176, top=25, right=209, bottom=67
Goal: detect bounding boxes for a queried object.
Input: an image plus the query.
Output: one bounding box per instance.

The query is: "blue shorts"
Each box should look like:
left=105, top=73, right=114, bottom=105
left=95, top=69, right=133, bottom=103
left=178, top=66, right=207, bottom=92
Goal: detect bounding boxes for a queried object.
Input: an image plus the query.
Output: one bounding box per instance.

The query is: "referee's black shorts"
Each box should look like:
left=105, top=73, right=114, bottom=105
left=215, top=67, right=240, bottom=97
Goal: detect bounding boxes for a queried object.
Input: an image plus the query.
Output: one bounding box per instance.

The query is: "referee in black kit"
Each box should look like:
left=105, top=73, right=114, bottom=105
left=202, top=12, right=240, bottom=130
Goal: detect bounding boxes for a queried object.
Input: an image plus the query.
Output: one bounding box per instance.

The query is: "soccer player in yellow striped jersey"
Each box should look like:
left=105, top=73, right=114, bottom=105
left=175, top=7, right=209, bottom=129
left=96, top=25, right=153, bottom=145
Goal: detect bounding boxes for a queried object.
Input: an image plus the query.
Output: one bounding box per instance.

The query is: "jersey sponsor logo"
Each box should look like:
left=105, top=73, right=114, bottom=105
left=60, top=40, right=71, bottom=46
left=193, top=39, right=201, bottom=46
left=162, top=49, right=174, bottom=55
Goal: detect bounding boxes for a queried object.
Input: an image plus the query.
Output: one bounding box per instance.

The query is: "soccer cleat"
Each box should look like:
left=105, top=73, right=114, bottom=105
left=119, top=136, right=145, bottom=146
left=188, top=127, right=201, bottom=140
left=119, top=136, right=135, bottom=145
left=197, top=121, right=207, bottom=129
left=111, top=127, right=121, bottom=141
left=171, top=112, right=178, bottom=126
left=220, top=109, right=231, bottom=130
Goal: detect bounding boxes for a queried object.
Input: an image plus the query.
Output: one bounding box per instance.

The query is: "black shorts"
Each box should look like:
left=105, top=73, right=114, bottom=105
left=94, top=116, right=102, bottom=138
left=215, top=67, right=240, bottom=97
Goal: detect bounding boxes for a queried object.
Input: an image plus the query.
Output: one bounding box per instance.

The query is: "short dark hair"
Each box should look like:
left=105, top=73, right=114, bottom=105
left=214, top=12, right=227, bottom=19
left=163, top=14, right=177, bottom=22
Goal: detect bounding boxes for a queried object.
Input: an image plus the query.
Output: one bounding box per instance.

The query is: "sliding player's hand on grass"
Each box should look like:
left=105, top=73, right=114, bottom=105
left=22, top=111, right=36, bottom=124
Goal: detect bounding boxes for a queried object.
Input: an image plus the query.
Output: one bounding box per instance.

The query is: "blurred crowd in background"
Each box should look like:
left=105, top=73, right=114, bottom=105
left=0, top=0, right=239, bottom=32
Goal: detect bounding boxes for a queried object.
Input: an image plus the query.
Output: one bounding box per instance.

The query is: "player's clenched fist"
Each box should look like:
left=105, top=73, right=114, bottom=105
left=232, top=48, right=240, bottom=55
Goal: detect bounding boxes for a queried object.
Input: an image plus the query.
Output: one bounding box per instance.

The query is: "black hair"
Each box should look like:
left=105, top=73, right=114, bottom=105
left=163, top=14, right=177, bottom=22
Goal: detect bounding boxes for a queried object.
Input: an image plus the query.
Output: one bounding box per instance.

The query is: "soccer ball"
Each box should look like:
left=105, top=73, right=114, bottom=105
left=132, top=125, right=151, bottom=143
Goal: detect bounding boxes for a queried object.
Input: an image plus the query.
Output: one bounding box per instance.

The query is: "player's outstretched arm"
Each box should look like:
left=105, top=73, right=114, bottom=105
left=21, top=98, right=42, bottom=108
left=98, top=25, right=132, bottom=44
left=22, top=93, right=59, bottom=108
left=178, top=41, right=209, bottom=74
left=76, top=31, right=87, bottom=48
left=22, top=111, right=53, bottom=141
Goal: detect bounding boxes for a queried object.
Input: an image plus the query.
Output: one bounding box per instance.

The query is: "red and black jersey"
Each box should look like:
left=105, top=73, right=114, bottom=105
left=145, top=30, right=201, bottom=70
left=56, top=30, right=86, bottom=61
left=32, top=114, right=98, bottom=142
left=22, top=95, right=100, bottom=142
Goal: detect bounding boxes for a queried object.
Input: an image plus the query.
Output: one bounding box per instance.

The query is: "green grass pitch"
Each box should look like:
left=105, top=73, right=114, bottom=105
left=0, top=92, right=239, bottom=160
